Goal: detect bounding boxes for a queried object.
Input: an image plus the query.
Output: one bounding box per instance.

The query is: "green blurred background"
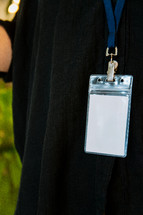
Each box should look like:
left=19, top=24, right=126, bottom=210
left=0, top=0, right=22, bottom=214
left=0, top=79, right=22, bottom=215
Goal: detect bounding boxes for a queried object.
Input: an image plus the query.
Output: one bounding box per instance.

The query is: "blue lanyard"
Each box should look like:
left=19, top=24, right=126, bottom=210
left=103, top=0, right=125, bottom=48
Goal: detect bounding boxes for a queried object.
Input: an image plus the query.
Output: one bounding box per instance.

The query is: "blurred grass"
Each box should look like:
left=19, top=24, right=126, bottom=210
left=0, top=79, right=22, bottom=215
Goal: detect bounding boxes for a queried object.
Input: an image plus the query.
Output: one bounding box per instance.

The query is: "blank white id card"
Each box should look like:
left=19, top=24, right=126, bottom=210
left=84, top=75, right=133, bottom=157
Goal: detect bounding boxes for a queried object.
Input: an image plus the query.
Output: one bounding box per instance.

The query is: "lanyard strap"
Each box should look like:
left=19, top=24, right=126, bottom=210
left=103, top=0, right=125, bottom=48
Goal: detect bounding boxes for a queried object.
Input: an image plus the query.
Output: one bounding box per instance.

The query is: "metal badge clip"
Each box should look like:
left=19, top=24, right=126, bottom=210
left=106, top=47, right=118, bottom=82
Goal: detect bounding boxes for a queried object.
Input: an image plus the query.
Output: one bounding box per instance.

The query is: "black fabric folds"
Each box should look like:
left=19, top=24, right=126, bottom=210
left=1, top=0, right=143, bottom=214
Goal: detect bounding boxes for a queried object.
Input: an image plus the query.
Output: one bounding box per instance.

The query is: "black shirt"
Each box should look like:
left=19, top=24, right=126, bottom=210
left=1, top=0, right=143, bottom=214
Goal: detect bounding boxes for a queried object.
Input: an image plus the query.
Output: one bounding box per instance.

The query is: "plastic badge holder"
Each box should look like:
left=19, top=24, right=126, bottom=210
left=84, top=75, right=133, bottom=157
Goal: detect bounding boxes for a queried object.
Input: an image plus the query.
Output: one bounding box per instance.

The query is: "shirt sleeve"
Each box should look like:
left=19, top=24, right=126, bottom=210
left=0, top=17, right=16, bottom=82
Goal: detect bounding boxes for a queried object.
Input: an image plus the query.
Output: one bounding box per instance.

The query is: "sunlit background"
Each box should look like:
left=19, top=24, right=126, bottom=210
left=0, top=1, right=22, bottom=215
left=0, top=0, right=20, bottom=20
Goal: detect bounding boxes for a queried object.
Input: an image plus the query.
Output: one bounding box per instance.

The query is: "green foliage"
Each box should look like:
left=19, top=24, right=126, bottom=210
left=0, top=79, right=13, bottom=146
left=0, top=151, right=21, bottom=215
left=0, top=79, right=22, bottom=215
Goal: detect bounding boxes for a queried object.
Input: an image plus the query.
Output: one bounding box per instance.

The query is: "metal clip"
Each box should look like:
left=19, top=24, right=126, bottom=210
left=106, top=47, right=118, bottom=62
left=106, top=47, right=118, bottom=82
left=107, top=60, right=118, bottom=82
